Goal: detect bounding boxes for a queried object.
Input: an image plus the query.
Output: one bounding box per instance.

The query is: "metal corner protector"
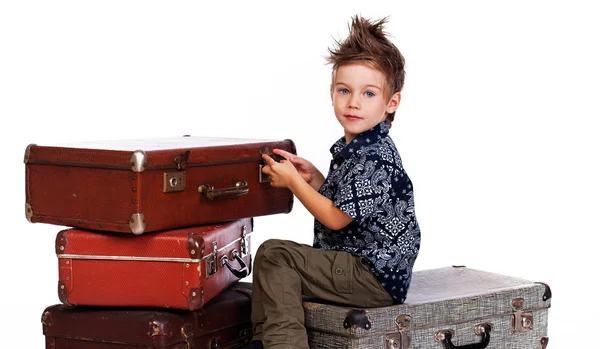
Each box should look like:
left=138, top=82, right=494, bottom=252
left=129, top=213, right=146, bottom=235
left=130, top=150, right=148, bottom=172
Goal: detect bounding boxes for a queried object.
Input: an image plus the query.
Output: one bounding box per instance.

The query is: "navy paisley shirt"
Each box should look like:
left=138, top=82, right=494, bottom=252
left=313, top=121, right=420, bottom=303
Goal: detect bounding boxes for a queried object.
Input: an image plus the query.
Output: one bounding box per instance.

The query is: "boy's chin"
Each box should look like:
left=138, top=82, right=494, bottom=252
left=341, top=123, right=371, bottom=136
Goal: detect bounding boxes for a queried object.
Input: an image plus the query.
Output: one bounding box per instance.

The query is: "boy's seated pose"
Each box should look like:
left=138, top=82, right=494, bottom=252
left=246, top=15, right=421, bottom=349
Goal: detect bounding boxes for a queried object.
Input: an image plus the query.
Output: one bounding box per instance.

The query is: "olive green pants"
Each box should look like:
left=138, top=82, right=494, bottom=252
left=251, top=239, right=394, bottom=349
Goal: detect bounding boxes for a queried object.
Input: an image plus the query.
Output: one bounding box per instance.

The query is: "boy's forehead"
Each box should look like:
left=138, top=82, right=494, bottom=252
left=332, top=63, right=387, bottom=87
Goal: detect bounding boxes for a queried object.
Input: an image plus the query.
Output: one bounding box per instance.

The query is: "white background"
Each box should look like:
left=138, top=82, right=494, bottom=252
left=1, top=1, right=598, bottom=348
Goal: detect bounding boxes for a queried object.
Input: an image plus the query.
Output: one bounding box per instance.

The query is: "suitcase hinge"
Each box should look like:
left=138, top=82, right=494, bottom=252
left=511, top=298, right=534, bottom=333
left=206, top=241, right=218, bottom=278
left=240, top=225, right=249, bottom=258
left=385, top=314, right=411, bottom=349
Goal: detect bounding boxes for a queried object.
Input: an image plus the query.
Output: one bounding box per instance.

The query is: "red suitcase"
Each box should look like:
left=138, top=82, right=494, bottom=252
left=56, top=218, right=252, bottom=310
left=25, top=136, right=295, bottom=234
left=42, top=282, right=253, bottom=349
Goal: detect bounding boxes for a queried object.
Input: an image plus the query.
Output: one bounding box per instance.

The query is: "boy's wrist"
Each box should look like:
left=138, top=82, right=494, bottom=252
left=288, top=173, right=306, bottom=193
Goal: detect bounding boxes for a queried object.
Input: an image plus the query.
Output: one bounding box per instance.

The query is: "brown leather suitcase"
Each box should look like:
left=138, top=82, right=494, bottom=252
left=42, top=282, right=253, bottom=349
left=25, top=136, right=295, bottom=234
left=56, top=218, right=252, bottom=310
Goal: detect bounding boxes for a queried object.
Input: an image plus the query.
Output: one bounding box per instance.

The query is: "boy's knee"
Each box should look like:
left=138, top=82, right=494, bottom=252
left=256, top=239, right=286, bottom=256
left=256, top=239, right=296, bottom=265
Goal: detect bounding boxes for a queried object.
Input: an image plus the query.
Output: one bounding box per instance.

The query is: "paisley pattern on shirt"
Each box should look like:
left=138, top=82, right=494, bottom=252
left=314, top=121, right=420, bottom=303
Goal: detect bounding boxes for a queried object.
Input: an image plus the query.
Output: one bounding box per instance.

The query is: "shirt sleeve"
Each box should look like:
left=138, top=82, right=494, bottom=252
left=332, top=153, right=391, bottom=225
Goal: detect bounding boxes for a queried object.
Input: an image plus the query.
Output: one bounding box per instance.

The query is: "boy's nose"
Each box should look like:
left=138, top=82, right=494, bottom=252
left=348, top=95, right=360, bottom=109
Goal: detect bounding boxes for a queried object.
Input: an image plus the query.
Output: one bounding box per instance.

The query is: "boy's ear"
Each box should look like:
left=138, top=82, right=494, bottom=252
left=386, top=92, right=401, bottom=114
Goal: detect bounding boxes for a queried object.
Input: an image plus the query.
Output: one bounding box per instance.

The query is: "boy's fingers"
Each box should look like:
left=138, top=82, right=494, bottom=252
left=273, top=149, right=295, bottom=161
left=262, top=154, right=277, bottom=166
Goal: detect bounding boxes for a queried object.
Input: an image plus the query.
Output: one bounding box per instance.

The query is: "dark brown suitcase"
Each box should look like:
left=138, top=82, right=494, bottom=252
left=42, top=282, right=253, bottom=349
left=25, top=136, right=295, bottom=234
left=56, top=218, right=252, bottom=310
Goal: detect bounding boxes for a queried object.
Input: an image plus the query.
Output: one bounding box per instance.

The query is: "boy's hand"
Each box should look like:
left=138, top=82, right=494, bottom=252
left=272, top=149, right=324, bottom=188
left=261, top=154, right=302, bottom=188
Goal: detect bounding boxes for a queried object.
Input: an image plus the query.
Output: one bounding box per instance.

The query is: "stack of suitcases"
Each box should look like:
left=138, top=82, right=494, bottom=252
left=25, top=135, right=297, bottom=348
left=25, top=135, right=553, bottom=348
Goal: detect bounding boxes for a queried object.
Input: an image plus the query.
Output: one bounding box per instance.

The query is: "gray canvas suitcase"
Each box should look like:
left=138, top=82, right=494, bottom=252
left=304, top=266, right=551, bottom=349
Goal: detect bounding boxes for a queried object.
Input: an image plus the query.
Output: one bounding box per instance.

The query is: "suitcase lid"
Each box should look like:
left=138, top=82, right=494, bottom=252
left=56, top=218, right=252, bottom=260
left=41, top=283, right=252, bottom=346
left=404, top=266, right=551, bottom=304
left=25, top=136, right=296, bottom=171
left=304, top=266, right=551, bottom=333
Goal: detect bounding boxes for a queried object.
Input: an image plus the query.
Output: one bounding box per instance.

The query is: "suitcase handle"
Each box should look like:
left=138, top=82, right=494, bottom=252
left=435, top=323, right=492, bottom=349
left=198, top=181, right=249, bottom=200
left=221, top=250, right=249, bottom=278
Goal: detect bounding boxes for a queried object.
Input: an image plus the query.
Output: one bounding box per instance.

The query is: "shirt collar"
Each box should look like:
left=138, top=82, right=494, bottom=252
left=329, top=121, right=390, bottom=160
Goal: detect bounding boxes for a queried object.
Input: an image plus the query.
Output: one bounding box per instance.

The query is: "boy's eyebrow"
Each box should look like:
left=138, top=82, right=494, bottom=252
left=334, top=82, right=382, bottom=91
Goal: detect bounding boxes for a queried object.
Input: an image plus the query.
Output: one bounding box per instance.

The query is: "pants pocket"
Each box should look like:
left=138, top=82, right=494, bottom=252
left=307, top=250, right=353, bottom=295
left=331, top=252, right=352, bottom=294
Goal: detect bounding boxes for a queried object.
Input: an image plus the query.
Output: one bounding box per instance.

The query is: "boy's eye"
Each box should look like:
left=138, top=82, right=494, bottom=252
left=365, top=91, right=375, bottom=97
left=339, top=88, right=350, bottom=95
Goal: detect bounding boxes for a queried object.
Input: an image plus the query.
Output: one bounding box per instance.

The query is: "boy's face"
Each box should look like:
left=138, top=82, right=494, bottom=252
left=330, top=63, right=400, bottom=143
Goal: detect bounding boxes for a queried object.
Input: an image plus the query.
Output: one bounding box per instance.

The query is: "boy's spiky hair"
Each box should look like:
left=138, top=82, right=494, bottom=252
left=327, top=15, right=405, bottom=124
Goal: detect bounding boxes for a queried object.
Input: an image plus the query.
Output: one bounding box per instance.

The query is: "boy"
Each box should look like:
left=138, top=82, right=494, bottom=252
left=246, top=15, right=420, bottom=349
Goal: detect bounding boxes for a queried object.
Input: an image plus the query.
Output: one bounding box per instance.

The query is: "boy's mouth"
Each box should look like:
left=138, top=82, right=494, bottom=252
left=345, top=114, right=361, bottom=120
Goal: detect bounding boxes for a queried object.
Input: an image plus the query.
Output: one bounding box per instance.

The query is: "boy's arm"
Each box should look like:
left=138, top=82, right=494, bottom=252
left=288, top=176, right=352, bottom=230
left=262, top=154, right=352, bottom=230
left=307, top=171, right=325, bottom=191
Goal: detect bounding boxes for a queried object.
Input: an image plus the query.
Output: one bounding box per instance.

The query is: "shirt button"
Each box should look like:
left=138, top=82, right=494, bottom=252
left=333, top=164, right=338, bottom=170
left=335, top=267, right=344, bottom=275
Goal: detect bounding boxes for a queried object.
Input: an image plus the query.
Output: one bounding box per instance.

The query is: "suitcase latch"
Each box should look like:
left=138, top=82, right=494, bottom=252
left=240, top=225, right=249, bottom=258
left=258, top=148, right=286, bottom=184
left=385, top=315, right=411, bottom=349
left=206, top=241, right=218, bottom=278
left=511, top=298, right=534, bottom=333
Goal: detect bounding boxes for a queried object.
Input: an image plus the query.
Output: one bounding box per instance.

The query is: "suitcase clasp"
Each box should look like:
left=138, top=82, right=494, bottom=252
left=206, top=241, right=218, bottom=278
left=174, top=151, right=190, bottom=170
left=240, top=225, right=249, bottom=258
left=258, top=146, right=286, bottom=184
left=511, top=298, right=534, bottom=333
left=384, top=315, right=411, bottom=349
left=180, top=323, right=193, bottom=349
